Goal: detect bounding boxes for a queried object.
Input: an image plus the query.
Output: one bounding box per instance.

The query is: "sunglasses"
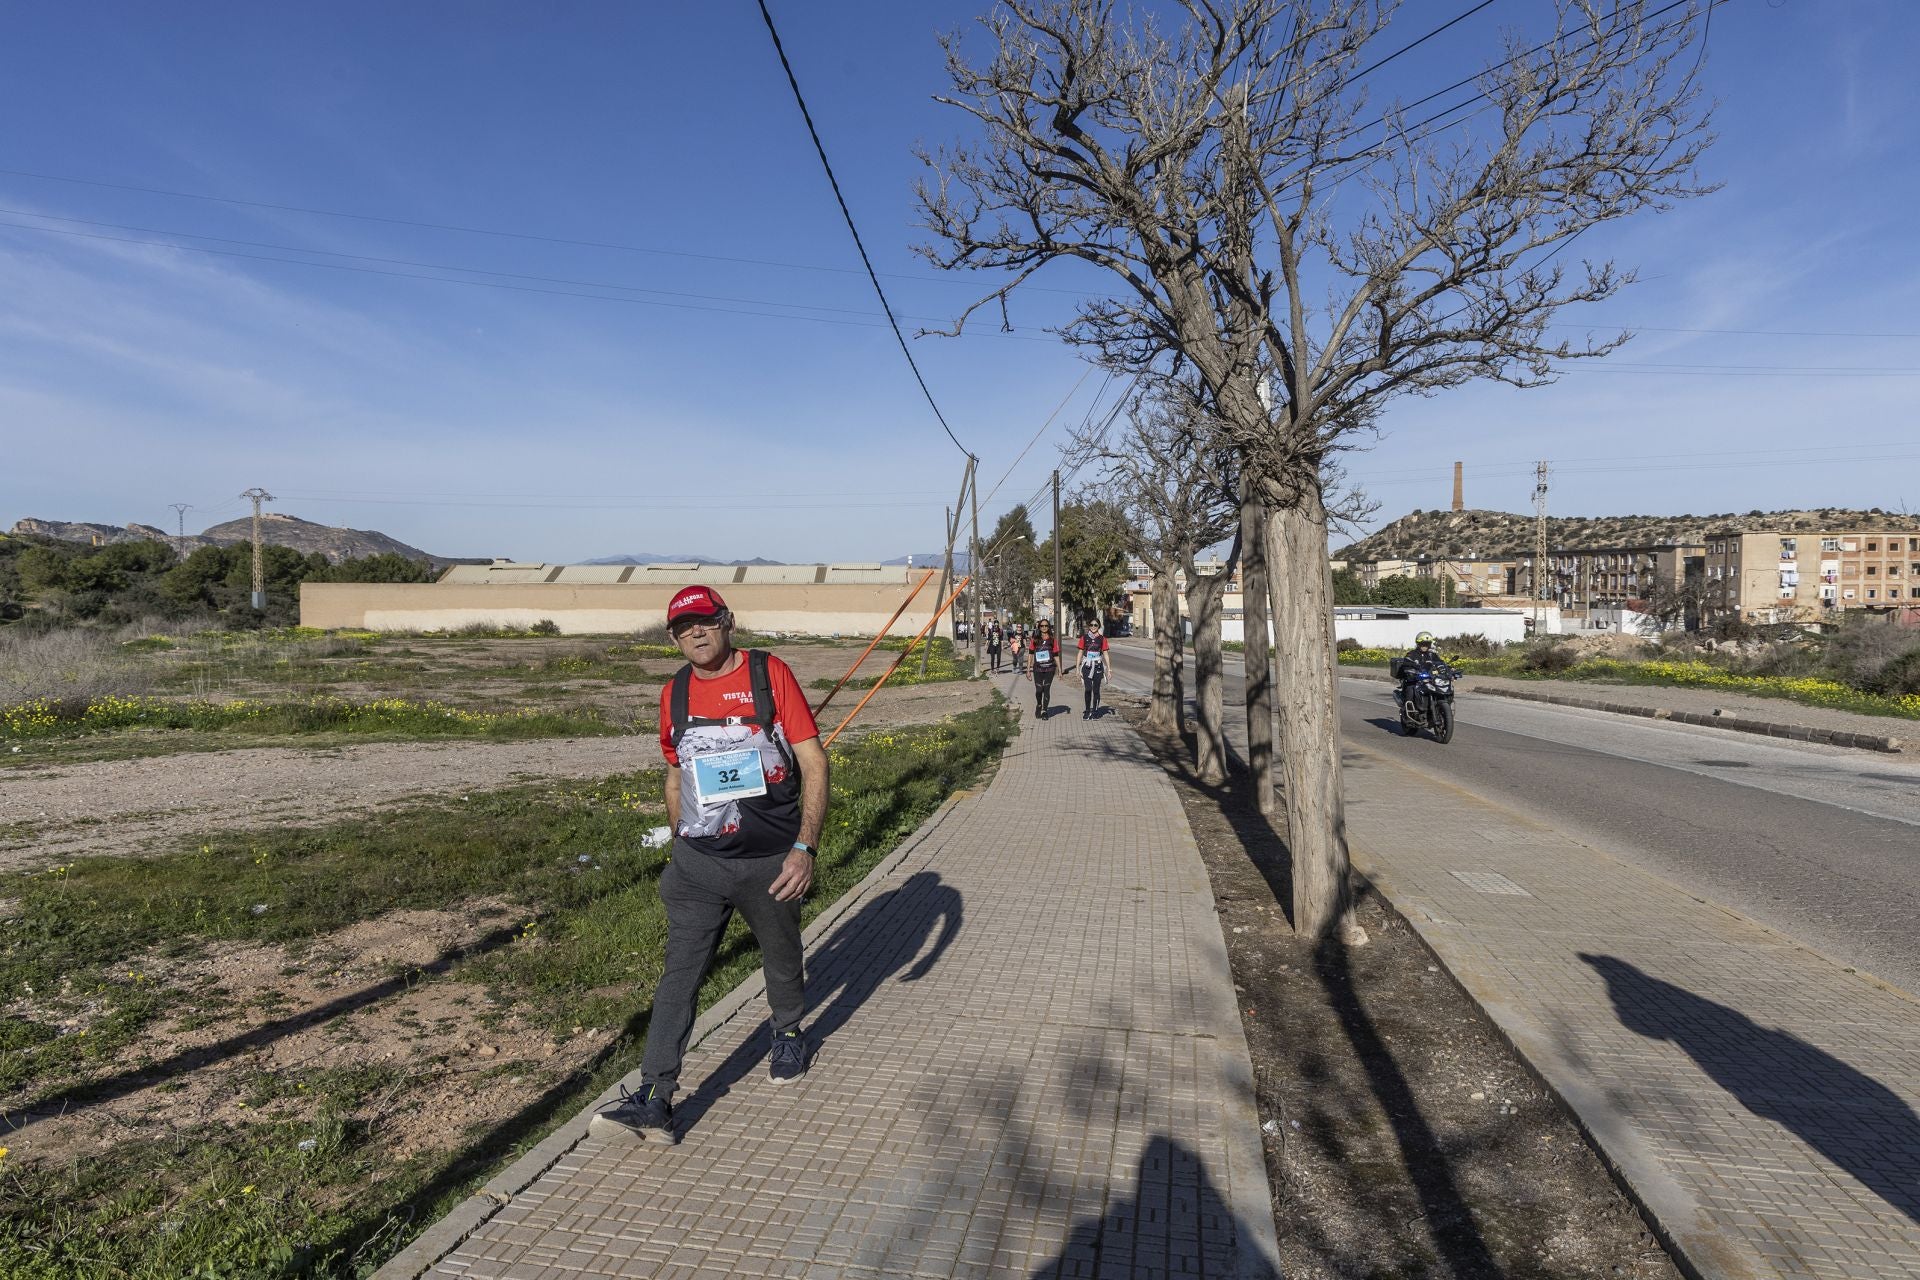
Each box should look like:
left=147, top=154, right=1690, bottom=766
left=669, top=613, right=728, bottom=639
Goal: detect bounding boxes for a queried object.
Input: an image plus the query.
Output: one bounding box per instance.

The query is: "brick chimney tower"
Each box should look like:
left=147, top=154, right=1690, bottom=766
left=1451, top=461, right=1464, bottom=512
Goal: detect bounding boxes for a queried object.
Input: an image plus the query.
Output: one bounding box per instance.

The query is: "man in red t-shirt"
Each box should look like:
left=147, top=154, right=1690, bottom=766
left=591, top=585, right=829, bottom=1145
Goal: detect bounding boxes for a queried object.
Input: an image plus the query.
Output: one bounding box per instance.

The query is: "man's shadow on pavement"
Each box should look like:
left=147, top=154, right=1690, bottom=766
left=675, top=870, right=963, bottom=1133
left=1581, top=953, right=1920, bottom=1226
left=1026, top=1135, right=1279, bottom=1279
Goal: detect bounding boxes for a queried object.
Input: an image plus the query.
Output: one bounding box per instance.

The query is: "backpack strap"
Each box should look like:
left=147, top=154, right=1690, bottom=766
left=747, top=649, right=777, bottom=731
left=748, top=649, right=798, bottom=771
left=669, top=663, right=693, bottom=748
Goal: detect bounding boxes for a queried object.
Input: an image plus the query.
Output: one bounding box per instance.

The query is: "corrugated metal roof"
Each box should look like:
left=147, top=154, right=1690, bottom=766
left=437, top=563, right=925, bottom=586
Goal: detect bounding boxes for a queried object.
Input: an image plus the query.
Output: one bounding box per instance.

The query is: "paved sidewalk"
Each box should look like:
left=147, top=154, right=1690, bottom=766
left=391, top=673, right=1280, bottom=1279
left=1343, top=741, right=1920, bottom=1280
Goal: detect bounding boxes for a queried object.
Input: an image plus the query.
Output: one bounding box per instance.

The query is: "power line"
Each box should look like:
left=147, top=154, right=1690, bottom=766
left=978, top=368, right=1103, bottom=511
left=1349, top=0, right=1501, bottom=81
left=0, top=205, right=1088, bottom=332
left=42, top=204, right=1904, bottom=353
left=1295, top=0, right=1717, bottom=204
left=0, top=206, right=901, bottom=318
left=275, top=494, right=949, bottom=512
left=754, top=0, right=969, bottom=459
left=1357, top=436, right=1920, bottom=482
left=1351, top=0, right=1705, bottom=150
left=0, top=163, right=1089, bottom=296
left=284, top=486, right=954, bottom=501
left=0, top=217, right=1073, bottom=341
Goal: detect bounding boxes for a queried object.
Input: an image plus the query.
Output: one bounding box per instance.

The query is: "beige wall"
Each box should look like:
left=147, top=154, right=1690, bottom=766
left=300, top=581, right=941, bottom=637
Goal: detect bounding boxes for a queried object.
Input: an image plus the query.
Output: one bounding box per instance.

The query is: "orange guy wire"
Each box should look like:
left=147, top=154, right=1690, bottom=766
left=824, top=574, right=972, bottom=749
left=812, top=569, right=939, bottom=718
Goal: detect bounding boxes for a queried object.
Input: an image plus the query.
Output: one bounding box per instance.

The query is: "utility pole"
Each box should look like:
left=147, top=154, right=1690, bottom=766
left=1051, top=467, right=1063, bottom=637
left=927, top=457, right=974, bottom=677
left=168, top=503, right=193, bottom=539
left=1532, top=461, right=1550, bottom=637
left=969, top=459, right=982, bottom=673
left=240, top=487, right=274, bottom=610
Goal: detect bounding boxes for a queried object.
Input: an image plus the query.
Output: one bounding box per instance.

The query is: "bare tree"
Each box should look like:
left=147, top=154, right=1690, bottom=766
left=918, top=0, right=1713, bottom=941
left=1072, top=376, right=1239, bottom=778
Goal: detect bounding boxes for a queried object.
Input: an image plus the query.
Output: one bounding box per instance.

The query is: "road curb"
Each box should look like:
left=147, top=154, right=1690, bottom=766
left=1339, top=666, right=1907, bottom=753
left=372, top=783, right=985, bottom=1280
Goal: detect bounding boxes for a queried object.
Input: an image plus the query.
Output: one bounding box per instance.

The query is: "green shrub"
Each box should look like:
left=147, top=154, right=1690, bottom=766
left=1435, top=633, right=1500, bottom=658
left=531, top=619, right=561, bottom=636
left=1516, top=642, right=1577, bottom=675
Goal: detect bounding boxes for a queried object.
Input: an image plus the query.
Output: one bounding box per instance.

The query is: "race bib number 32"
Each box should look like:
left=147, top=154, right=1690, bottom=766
left=691, top=748, right=768, bottom=806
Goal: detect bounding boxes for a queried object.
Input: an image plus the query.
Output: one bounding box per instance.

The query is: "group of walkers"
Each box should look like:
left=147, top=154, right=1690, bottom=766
left=985, top=617, right=1111, bottom=720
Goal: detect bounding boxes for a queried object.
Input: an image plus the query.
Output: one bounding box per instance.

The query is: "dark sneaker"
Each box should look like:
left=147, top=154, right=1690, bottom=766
left=768, top=1029, right=809, bottom=1085
left=589, top=1083, right=675, bottom=1144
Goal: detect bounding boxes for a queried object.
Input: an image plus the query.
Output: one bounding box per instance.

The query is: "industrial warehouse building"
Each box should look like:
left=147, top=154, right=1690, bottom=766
left=299, top=562, right=942, bottom=637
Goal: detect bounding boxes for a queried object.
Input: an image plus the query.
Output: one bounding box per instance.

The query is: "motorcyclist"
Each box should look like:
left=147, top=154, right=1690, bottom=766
left=1393, top=631, right=1446, bottom=706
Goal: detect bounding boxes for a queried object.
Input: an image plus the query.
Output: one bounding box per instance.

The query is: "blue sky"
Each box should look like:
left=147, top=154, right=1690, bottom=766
left=2, top=1, right=1916, bottom=563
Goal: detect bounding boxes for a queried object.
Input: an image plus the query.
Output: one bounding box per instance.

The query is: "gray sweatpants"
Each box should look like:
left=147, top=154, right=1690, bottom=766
left=639, top=840, right=805, bottom=1094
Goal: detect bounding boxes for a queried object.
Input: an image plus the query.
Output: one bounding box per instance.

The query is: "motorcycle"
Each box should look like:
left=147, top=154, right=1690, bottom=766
left=1393, top=658, right=1460, bottom=744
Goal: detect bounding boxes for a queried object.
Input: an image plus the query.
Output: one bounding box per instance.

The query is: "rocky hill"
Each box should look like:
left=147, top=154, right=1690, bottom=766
left=9, top=513, right=468, bottom=567
left=1335, top=507, right=1920, bottom=562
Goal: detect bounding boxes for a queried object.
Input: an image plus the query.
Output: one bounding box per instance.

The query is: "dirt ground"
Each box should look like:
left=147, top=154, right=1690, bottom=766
left=2, top=902, right=607, bottom=1173
left=0, top=644, right=993, bottom=871
left=1120, top=699, right=1681, bottom=1279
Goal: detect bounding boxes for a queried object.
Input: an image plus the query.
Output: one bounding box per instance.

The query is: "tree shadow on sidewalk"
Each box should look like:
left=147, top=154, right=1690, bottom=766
left=673, top=870, right=963, bottom=1134
left=1581, top=953, right=1920, bottom=1227
left=1026, top=1134, right=1279, bottom=1279
left=1129, top=710, right=1509, bottom=1274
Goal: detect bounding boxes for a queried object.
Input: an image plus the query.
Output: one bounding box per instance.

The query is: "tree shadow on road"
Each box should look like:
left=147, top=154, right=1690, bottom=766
left=1581, top=953, right=1920, bottom=1227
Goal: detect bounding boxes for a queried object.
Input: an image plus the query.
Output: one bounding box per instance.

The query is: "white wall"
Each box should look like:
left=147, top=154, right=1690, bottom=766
left=1334, top=611, right=1529, bottom=649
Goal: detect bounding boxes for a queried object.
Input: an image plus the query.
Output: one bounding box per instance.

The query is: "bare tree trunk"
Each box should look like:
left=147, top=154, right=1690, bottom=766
left=1147, top=566, right=1183, bottom=733
left=1264, top=481, right=1366, bottom=946
left=1239, top=487, right=1275, bottom=816
left=1186, top=571, right=1230, bottom=784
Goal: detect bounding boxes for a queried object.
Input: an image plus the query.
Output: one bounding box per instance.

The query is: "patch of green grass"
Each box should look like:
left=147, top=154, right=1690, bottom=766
left=0, top=1114, right=373, bottom=1279
left=0, top=701, right=1018, bottom=1278
left=810, top=637, right=974, bottom=691
left=1, top=693, right=620, bottom=747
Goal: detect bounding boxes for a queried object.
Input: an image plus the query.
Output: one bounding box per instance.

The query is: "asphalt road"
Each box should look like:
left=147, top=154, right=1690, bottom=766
left=1102, top=640, right=1920, bottom=994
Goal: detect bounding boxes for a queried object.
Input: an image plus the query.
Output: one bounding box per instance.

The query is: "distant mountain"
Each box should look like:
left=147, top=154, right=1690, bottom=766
left=1335, top=507, right=1920, bottom=563
left=885, top=552, right=973, bottom=571
left=9, top=513, right=474, bottom=568
left=584, top=552, right=719, bottom=565
left=584, top=553, right=789, bottom=566
left=10, top=518, right=221, bottom=554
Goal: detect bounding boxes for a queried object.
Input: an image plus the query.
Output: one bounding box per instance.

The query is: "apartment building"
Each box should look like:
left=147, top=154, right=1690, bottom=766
left=1704, top=529, right=1920, bottom=623
left=1413, top=556, right=1522, bottom=600
left=1511, top=542, right=1704, bottom=612
left=1122, top=555, right=1240, bottom=596
left=1351, top=558, right=1420, bottom=590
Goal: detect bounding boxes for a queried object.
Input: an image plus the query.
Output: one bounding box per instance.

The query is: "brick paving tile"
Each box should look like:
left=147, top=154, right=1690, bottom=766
left=399, top=676, right=1279, bottom=1279
left=1343, top=743, right=1920, bottom=1279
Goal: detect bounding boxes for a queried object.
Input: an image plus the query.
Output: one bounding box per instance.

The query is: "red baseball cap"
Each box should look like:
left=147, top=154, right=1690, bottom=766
left=666, top=585, right=729, bottom=626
